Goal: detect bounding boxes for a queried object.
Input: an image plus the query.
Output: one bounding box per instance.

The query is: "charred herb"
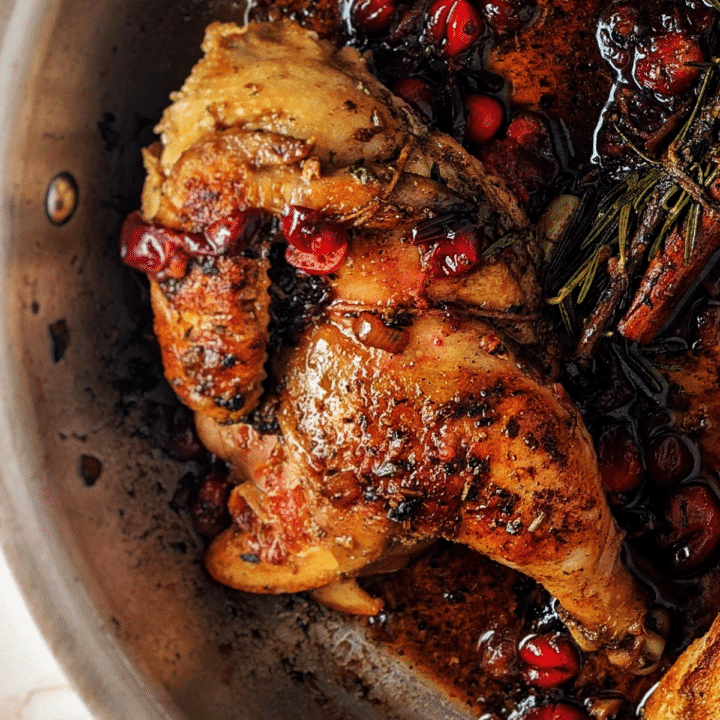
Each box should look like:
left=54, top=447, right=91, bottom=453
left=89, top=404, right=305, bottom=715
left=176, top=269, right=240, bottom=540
left=545, top=60, right=720, bottom=356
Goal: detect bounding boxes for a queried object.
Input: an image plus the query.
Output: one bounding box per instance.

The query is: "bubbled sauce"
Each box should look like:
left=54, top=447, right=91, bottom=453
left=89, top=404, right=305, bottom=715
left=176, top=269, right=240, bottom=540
left=485, top=0, right=612, bottom=163
left=360, top=543, right=665, bottom=718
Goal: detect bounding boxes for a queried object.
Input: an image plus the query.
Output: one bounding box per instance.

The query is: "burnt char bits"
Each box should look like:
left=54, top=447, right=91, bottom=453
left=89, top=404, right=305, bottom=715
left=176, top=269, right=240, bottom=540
left=150, top=250, right=271, bottom=423
left=266, top=243, right=332, bottom=352
left=49, top=318, right=70, bottom=362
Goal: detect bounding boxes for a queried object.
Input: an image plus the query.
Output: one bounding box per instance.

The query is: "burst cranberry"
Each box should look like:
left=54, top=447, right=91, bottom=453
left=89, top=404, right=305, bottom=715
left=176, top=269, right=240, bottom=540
left=645, top=433, right=695, bottom=488
left=518, top=633, right=580, bottom=689
left=597, top=426, right=644, bottom=500
left=192, top=467, right=231, bottom=538
left=204, top=210, right=263, bottom=254
left=480, top=111, right=557, bottom=205
left=281, top=206, right=349, bottom=274
left=392, top=78, right=438, bottom=123
left=282, top=205, right=321, bottom=249
left=427, top=225, right=482, bottom=277
left=633, top=32, right=704, bottom=97
left=656, top=483, right=720, bottom=574
left=353, top=0, right=396, bottom=33
left=120, top=211, right=188, bottom=277
left=426, top=0, right=454, bottom=41
left=465, top=94, right=504, bottom=144
left=426, top=0, right=483, bottom=57
left=506, top=112, right=546, bottom=149
left=282, top=206, right=347, bottom=253
left=523, top=704, right=589, bottom=720
left=285, top=242, right=348, bottom=276
left=596, top=2, right=643, bottom=72
left=121, top=210, right=263, bottom=279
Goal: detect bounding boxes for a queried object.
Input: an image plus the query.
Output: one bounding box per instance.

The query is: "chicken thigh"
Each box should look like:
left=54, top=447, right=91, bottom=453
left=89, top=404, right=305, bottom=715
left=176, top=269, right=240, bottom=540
left=139, top=20, right=664, bottom=671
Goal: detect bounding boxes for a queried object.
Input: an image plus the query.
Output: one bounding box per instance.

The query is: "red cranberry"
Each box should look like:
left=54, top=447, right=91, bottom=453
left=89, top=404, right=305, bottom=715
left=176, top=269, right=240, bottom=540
left=518, top=633, right=580, bottom=689
left=465, top=94, right=504, bottom=144
left=282, top=205, right=349, bottom=275
left=426, top=0, right=454, bottom=41
left=192, top=467, right=231, bottom=538
left=633, top=32, right=704, bottom=97
left=645, top=433, right=695, bottom=488
left=121, top=209, right=263, bottom=279
left=427, top=225, right=482, bottom=278
left=479, top=111, right=557, bottom=205
left=596, top=2, right=643, bottom=72
left=392, top=78, right=438, bottom=123
left=426, top=0, right=483, bottom=57
left=445, top=0, right=484, bottom=56
left=120, top=211, right=189, bottom=278
left=353, top=0, right=397, bottom=34
left=285, top=242, right=348, bottom=276
left=523, top=704, right=589, bottom=720
left=204, top=210, right=263, bottom=254
left=170, top=417, right=206, bottom=461
left=282, top=206, right=346, bottom=254
left=597, top=426, right=644, bottom=500
left=656, top=483, right=720, bottom=574
left=505, top=112, right=547, bottom=150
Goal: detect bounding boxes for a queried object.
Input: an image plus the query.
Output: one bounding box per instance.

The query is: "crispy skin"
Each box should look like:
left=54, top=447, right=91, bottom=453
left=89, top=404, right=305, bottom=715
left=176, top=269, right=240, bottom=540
left=286, top=314, right=656, bottom=661
left=151, top=251, right=270, bottom=422
left=204, top=312, right=662, bottom=670
left=141, top=20, right=538, bottom=419
left=644, top=612, right=720, bottom=719
left=142, top=20, right=527, bottom=233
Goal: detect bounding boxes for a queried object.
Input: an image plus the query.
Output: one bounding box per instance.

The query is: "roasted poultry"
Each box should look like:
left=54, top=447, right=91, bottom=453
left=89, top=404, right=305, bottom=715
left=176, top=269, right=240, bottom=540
left=129, top=20, right=667, bottom=674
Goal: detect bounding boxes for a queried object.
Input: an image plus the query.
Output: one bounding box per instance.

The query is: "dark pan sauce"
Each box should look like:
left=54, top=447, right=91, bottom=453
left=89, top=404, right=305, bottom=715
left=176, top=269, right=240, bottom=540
left=164, top=0, right=720, bottom=717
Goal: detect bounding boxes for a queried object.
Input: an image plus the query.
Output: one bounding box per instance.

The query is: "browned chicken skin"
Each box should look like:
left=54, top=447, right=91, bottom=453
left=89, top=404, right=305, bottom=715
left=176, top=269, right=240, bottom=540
left=141, top=20, right=665, bottom=672
left=151, top=251, right=271, bottom=420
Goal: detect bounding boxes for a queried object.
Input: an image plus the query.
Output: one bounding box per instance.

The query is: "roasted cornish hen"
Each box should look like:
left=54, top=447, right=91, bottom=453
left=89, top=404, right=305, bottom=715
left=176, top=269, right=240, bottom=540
left=129, top=20, right=665, bottom=674
left=119, top=0, right=720, bottom=716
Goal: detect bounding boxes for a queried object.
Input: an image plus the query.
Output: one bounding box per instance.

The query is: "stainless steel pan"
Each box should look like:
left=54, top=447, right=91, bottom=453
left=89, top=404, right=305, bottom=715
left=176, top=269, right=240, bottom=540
left=0, top=2, right=473, bottom=718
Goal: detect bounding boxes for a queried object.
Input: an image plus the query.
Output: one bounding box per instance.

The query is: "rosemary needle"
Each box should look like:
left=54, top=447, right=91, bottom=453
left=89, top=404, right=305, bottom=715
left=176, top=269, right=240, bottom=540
left=545, top=60, right=720, bottom=344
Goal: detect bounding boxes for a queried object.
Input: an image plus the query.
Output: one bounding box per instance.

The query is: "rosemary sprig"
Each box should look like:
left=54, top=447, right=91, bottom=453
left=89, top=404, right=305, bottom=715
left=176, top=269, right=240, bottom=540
left=544, top=58, right=720, bottom=347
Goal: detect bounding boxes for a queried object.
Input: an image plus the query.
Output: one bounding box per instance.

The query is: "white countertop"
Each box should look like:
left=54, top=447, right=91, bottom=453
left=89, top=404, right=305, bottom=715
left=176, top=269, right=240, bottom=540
left=0, top=550, right=93, bottom=720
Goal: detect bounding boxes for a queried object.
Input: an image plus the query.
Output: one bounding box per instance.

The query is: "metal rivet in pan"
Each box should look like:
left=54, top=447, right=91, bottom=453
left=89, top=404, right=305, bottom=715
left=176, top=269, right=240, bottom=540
left=45, top=172, right=79, bottom=225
